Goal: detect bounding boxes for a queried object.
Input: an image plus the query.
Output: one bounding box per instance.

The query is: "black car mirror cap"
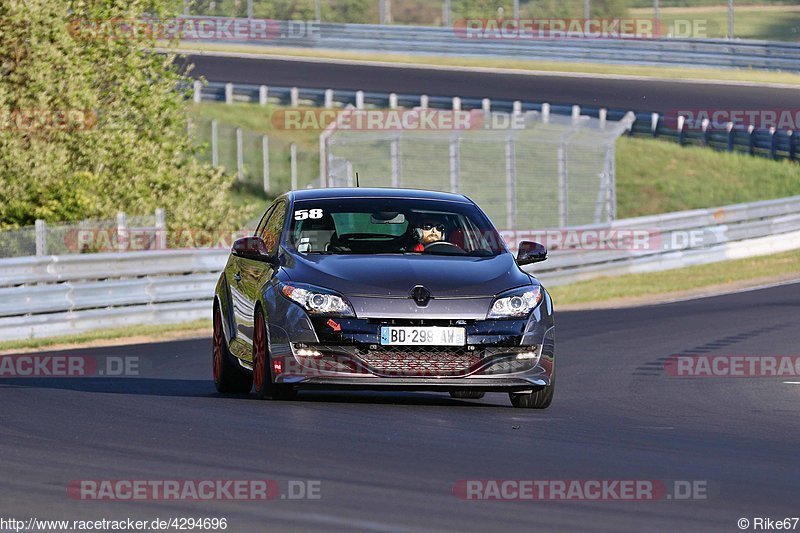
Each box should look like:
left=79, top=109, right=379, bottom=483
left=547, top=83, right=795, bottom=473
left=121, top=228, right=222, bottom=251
left=232, top=236, right=278, bottom=264
left=516, top=241, right=547, bottom=265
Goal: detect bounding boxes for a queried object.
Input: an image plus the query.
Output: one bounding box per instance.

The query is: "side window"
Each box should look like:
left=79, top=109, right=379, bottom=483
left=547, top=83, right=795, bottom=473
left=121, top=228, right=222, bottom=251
left=254, top=204, right=276, bottom=238
left=260, top=201, right=287, bottom=254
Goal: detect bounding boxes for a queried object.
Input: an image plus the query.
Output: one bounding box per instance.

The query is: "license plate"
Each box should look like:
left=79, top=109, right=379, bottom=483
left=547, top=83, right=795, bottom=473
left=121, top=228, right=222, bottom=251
left=380, top=326, right=466, bottom=346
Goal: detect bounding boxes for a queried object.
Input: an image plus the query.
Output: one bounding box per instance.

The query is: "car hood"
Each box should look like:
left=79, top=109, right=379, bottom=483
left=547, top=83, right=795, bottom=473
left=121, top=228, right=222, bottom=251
left=282, top=252, right=532, bottom=298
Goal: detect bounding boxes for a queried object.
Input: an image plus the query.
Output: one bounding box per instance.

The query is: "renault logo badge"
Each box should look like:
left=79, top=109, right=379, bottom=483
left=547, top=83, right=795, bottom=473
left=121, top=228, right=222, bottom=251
left=410, top=285, right=431, bottom=307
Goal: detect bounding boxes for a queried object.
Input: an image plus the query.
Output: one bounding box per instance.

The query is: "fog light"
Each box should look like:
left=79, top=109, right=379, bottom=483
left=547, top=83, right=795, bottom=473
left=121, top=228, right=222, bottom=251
left=516, top=351, right=538, bottom=360
left=296, top=348, right=322, bottom=357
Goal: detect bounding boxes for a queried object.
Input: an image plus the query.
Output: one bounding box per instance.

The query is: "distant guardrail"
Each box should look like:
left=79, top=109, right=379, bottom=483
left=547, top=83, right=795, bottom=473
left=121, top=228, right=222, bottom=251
left=2, top=195, right=800, bottom=342
left=182, top=18, right=800, bottom=72
left=196, top=81, right=799, bottom=162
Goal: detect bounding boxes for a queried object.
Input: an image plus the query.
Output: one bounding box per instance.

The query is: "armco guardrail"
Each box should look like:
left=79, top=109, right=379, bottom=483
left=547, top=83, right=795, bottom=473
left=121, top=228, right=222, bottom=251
left=528, top=195, right=800, bottom=285
left=2, top=195, right=800, bottom=341
left=184, top=18, right=800, bottom=72
left=198, top=81, right=799, bottom=162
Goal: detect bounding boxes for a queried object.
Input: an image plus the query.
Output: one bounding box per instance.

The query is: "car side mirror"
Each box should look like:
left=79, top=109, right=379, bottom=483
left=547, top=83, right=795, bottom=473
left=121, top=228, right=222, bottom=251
left=517, top=241, right=547, bottom=265
left=232, top=236, right=276, bottom=264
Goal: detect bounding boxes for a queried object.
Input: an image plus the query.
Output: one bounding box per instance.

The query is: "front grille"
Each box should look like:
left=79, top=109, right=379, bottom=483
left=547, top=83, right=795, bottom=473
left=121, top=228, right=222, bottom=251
left=294, top=344, right=538, bottom=377
left=359, top=346, right=480, bottom=377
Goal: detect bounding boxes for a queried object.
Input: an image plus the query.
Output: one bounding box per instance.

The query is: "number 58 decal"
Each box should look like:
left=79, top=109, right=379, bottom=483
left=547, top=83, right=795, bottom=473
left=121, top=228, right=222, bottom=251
left=294, top=209, right=324, bottom=221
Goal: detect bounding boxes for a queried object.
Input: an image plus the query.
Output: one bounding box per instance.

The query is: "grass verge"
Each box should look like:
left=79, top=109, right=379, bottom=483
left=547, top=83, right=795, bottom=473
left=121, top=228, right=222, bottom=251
left=0, top=319, right=211, bottom=354
left=176, top=43, right=800, bottom=87
left=630, top=5, right=800, bottom=41
left=548, top=248, right=800, bottom=306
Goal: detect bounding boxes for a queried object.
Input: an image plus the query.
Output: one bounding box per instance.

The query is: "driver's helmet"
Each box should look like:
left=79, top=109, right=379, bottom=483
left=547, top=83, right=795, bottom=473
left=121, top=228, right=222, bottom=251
left=412, top=214, right=448, bottom=247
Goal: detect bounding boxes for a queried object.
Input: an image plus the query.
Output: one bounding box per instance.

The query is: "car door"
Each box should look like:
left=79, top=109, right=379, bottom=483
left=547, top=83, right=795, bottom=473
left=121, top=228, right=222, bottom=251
left=226, top=204, right=275, bottom=360
left=237, top=200, right=287, bottom=363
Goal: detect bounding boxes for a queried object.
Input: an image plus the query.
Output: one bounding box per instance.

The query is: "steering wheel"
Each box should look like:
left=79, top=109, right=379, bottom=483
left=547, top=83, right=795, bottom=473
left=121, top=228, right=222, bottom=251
left=424, top=241, right=466, bottom=254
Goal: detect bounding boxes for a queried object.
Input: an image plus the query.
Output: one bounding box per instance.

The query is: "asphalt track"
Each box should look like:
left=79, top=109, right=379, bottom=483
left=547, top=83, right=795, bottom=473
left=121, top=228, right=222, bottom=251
left=181, top=53, right=800, bottom=113
left=2, top=282, right=799, bottom=531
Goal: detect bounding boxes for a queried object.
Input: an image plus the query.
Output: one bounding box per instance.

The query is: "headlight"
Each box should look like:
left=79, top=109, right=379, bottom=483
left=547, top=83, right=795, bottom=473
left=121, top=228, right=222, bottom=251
left=280, top=283, right=355, bottom=317
left=488, top=285, right=543, bottom=318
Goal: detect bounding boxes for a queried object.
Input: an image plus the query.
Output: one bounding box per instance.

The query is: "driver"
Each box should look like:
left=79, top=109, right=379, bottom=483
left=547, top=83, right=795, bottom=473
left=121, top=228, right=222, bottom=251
left=410, top=215, right=448, bottom=252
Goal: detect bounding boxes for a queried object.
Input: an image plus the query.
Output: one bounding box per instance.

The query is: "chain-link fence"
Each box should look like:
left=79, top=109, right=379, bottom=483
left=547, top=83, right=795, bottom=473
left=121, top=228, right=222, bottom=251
left=191, top=117, right=320, bottom=195
left=322, top=110, right=634, bottom=229
left=0, top=211, right=164, bottom=259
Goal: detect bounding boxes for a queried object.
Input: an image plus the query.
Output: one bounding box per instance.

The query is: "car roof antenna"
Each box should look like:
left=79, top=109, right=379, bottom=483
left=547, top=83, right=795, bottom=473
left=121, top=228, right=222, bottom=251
left=355, top=171, right=360, bottom=187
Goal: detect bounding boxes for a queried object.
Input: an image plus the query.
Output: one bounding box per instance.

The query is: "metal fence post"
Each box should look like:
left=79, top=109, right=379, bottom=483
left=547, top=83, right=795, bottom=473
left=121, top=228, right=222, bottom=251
left=193, top=80, right=202, bottom=104
left=557, top=141, right=568, bottom=227
left=355, top=91, right=364, bottom=109
left=651, top=112, right=659, bottom=137
left=748, top=125, right=755, bottom=155
left=443, top=0, right=451, bottom=26
left=390, top=135, right=401, bottom=187
left=236, top=128, right=244, bottom=181
left=324, top=89, right=334, bottom=109
left=116, top=211, right=127, bottom=253
left=420, top=95, right=429, bottom=109
left=571, top=105, right=581, bottom=124
left=389, top=93, right=398, bottom=109
left=155, top=208, right=166, bottom=250
left=211, top=119, right=218, bottom=166
left=542, top=103, right=550, bottom=124
left=247, top=0, right=253, bottom=18
left=346, top=161, right=354, bottom=186
left=452, top=97, right=461, bottom=111
left=608, top=143, right=617, bottom=220
left=290, top=87, right=299, bottom=108
left=35, top=220, right=47, bottom=256
left=727, top=122, right=735, bottom=152
left=599, top=108, right=607, bottom=130
left=701, top=118, right=710, bottom=146
left=225, top=83, right=233, bottom=105
left=290, top=143, right=298, bottom=190
left=262, top=135, right=270, bottom=193
left=769, top=127, right=777, bottom=159
left=449, top=135, right=460, bottom=194
left=677, top=115, right=686, bottom=145
left=259, top=85, right=269, bottom=106
left=505, top=135, right=517, bottom=230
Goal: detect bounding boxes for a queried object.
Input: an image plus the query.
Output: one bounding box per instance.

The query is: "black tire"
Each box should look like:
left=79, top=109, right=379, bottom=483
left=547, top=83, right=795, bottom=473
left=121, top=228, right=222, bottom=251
left=212, top=303, right=253, bottom=394
left=509, top=366, right=555, bottom=409
left=253, top=308, right=297, bottom=401
left=449, top=391, right=485, bottom=399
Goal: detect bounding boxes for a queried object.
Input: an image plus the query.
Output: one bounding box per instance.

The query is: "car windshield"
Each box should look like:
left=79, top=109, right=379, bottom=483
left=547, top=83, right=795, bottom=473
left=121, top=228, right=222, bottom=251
left=288, top=197, right=507, bottom=257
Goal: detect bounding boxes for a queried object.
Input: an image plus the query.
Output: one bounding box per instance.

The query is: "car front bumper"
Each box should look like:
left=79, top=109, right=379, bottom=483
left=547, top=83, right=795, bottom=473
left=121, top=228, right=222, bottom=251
left=264, top=289, right=556, bottom=392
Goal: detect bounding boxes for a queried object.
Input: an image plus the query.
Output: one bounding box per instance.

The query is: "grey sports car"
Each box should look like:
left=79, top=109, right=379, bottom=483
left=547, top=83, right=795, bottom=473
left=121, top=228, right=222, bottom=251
left=212, top=187, right=555, bottom=408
